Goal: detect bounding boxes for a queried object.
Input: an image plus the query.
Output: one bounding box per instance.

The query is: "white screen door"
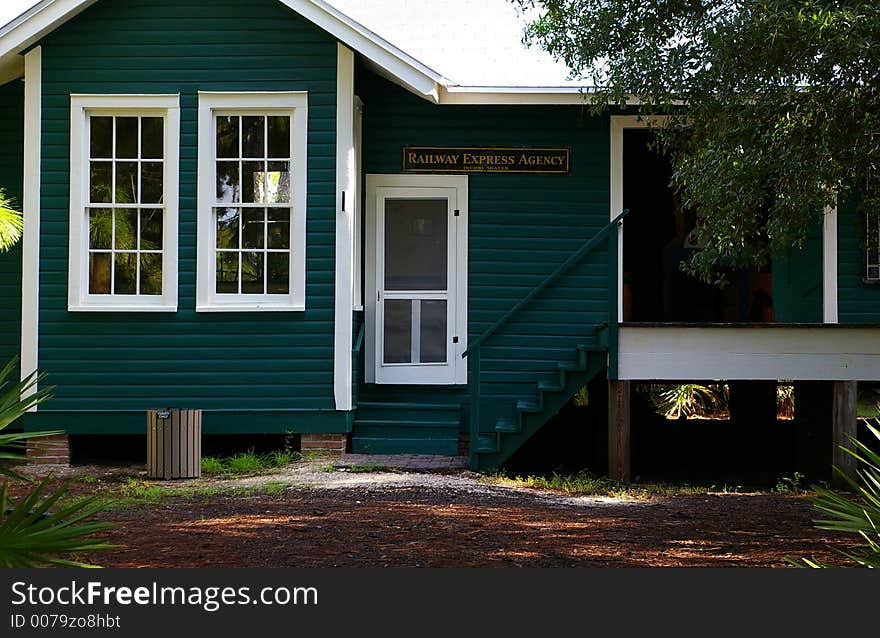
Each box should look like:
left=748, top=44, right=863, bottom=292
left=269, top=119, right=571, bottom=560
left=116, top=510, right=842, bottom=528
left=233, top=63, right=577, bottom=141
left=366, top=176, right=468, bottom=385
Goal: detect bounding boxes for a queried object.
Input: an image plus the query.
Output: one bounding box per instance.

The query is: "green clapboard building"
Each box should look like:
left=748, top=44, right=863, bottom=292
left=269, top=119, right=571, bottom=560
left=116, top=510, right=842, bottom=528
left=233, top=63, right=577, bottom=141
left=0, top=0, right=877, bottom=474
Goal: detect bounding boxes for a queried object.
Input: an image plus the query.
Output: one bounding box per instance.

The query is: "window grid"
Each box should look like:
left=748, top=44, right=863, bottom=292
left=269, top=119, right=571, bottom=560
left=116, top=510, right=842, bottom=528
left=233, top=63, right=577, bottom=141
left=86, top=115, right=165, bottom=296
left=213, top=113, right=292, bottom=296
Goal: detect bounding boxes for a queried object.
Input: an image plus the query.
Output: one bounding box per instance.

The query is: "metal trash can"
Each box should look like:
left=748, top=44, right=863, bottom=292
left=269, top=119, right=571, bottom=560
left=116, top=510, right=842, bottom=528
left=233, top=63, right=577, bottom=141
left=147, top=408, right=202, bottom=479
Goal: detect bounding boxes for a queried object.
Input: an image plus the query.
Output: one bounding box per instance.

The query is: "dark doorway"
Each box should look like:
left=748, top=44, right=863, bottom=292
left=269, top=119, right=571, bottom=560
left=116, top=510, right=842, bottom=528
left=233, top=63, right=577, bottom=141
left=622, top=129, right=773, bottom=322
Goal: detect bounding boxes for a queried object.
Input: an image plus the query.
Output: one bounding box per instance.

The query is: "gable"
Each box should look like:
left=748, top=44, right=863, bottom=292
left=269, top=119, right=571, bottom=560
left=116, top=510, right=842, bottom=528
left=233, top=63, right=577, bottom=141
left=0, top=0, right=443, bottom=99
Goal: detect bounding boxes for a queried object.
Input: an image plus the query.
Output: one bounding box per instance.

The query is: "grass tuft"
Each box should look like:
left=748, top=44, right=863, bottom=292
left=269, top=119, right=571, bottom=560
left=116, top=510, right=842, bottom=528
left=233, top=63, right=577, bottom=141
left=481, top=470, right=740, bottom=499
left=200, top=448, right=303, bottom=477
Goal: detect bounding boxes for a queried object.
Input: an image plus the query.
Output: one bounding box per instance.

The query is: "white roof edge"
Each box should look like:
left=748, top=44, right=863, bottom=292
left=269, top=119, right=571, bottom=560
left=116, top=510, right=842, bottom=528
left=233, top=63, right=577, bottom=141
left=0, top=0, right=622, bottom=105
left=0, top=0, right=449, bottom=102
left=279, top=0, right=447, bottom=102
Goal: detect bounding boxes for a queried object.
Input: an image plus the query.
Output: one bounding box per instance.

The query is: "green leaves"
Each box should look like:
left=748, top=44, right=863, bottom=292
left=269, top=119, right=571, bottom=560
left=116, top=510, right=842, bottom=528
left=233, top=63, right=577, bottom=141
left=0, top=479, right=115, bottom=568
left=0, top=188, right=23, bottom=253
left=790, top=420, right=880, bottom=568
left=0, top=357, right=114, bottom=567
left=518, top=0, right=880, bottom=280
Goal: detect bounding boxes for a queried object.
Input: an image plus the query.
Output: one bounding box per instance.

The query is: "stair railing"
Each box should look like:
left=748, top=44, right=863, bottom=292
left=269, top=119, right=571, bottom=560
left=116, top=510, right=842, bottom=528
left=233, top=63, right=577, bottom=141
left=462, top=209, right=630, bottom=465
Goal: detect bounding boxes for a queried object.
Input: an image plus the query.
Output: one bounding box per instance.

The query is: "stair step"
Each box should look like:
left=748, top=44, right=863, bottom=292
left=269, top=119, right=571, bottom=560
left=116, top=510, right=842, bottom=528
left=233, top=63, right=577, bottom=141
left=476, top=435, right=498, bottom=453
left=538, top=382, right=564, bottom=393
left=516, top=399, right=541, bottom=413
left=495, top=417, right=521, bottom=434
left=352, top=437, right=459, bottom=456
left=557, top=362, right=585, bottom=373
left=577, top=343, right=607, bottom=353
left=356, top=401, right=460, bottom=412
left=354, top=418, right=459, bottom=428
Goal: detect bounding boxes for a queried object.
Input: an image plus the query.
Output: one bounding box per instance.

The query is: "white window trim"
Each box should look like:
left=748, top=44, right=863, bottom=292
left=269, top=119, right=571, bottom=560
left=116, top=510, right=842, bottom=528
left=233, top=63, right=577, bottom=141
left=196, top=91, right=308, bottom=312
left=68, top=94, right=180, bottom=312
left=365, top=173, right=468, bottom=385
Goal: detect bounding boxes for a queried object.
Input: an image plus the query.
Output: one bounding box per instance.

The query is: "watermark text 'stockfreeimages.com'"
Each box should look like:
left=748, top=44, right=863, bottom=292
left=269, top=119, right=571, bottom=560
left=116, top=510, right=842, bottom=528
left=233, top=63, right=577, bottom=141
left=8, top=579, right=318, bottom=630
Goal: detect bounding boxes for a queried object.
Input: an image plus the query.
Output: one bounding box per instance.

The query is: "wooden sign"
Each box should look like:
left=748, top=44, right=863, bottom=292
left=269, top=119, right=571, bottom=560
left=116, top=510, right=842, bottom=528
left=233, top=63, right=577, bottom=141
left=402, top=146, right=570, bottom=174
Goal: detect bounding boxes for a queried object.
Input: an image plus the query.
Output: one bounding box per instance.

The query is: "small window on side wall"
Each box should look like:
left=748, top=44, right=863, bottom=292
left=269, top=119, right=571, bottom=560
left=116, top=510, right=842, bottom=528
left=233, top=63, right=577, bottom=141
left=68, top=95, right=180, bottom=311
left=196, top=92, right=308, bottom=312
left=866, top=212, right=880, bottom=283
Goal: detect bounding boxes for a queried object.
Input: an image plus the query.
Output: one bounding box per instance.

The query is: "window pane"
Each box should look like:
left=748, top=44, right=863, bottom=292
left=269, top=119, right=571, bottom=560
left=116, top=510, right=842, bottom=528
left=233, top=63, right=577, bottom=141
left=115, top=117, right=139, bottom=159
left=216, top=115, right=239, bottom=158
left=242, top=161, right=264, bottom=203
left=267, top=208, right=290, bottom=249
left=216, top=161, right=240, bottom=203
left=267, top=116, right=290, bottom=158
left=116, top=161, right=138, bottom=204
left=88, top=253, right=111, bottom=294
left=88, top=209, right=112, bottom=249
left=114, top=253, right=137, bottom=294
left=141, top=209, right=163, bottom=250
left=139, top=253, right=162, bottom=295
left=216, top=208, right=240, bottom=249
left=242, top=116, right=265, bottom=158
left=242, top=208, right=265, bottom=249
left=141, top=162, right=163, bottom=204
left=216, top=252, right=240, bottom=294
left=383, top=299, right=412, bottom=364
left=90, top=116, right=113, bottom=158
left=265, top=162, right=290, bottom=203
left=241, top=251, right=264, bottom=294
left=384, top=199, right=448, bottom=291
left=90, top=162, right=112, bottom=203
left=420, top=300, right=447, bottom=363
left=267, top=252, right=289, bottom=294
left=115, top=209, right=138, bottom=250
left=141, top=117, right=164, bottom=159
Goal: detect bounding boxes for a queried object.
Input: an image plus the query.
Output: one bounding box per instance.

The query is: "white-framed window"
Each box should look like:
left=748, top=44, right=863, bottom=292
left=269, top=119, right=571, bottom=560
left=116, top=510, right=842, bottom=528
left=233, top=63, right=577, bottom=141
left=68, top=95, right=180, bottom=312
left=196, top=92, right=308, bottom=312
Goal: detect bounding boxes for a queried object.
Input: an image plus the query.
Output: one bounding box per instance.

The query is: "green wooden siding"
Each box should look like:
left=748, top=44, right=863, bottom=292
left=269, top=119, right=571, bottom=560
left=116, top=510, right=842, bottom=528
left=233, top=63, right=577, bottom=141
left=30, top=0, right=341, bottom=434
left=772, top=225, right=823, bottom=323
left=838, top=196, right=880, bottom=322
left=0, top=79, right=24, bottom=383
left=354, top=69, right=611, bottom=451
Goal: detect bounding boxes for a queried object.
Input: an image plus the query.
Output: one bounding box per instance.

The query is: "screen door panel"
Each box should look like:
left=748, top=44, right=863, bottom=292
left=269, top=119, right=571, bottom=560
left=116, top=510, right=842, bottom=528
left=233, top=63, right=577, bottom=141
left=377, top=190, right=456, bottom=383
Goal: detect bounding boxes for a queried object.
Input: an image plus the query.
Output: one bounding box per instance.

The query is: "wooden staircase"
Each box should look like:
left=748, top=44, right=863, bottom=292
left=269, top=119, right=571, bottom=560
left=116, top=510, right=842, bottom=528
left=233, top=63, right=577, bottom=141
left=473, top=341, right=607, bottom=470
left=464, top=210, right=628, bottom=471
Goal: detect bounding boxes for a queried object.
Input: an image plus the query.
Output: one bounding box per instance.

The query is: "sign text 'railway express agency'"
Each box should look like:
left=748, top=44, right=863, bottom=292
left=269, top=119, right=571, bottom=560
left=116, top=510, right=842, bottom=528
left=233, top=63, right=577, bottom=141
left=402, top=146, right=570, bottom=174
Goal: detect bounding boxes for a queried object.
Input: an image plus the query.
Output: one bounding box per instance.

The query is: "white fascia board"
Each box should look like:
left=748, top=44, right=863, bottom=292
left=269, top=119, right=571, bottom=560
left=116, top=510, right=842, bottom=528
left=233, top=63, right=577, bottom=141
left=280, top=0, right=444, bottom=102
left=0, top=0, right=98, bottom=80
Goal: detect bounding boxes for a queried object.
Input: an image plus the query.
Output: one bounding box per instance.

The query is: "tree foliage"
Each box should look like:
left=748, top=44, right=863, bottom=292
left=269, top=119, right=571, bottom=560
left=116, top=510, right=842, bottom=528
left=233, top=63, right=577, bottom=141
left=0, top=189, right=23, bottom=253
left=518, top=0, right=880, bottom=280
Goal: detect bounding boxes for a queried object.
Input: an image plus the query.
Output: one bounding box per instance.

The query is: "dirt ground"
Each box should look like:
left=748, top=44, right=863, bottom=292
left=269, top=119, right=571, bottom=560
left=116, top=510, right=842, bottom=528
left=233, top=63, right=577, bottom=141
left=16, top=462, right=854, bottom=568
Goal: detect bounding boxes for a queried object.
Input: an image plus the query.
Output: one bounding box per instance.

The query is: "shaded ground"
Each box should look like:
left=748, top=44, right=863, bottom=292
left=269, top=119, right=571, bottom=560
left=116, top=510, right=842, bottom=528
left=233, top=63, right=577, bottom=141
left=17, top=462, right=853, bottom=567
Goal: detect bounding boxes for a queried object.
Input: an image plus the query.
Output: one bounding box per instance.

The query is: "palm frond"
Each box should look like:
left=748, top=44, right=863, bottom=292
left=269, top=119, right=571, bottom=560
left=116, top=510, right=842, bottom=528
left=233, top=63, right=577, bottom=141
left=0, top=479, right=116, bottom=568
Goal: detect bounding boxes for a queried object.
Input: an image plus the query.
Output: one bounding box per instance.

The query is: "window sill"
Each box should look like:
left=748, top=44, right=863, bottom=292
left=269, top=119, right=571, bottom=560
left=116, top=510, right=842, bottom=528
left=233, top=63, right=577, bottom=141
left=68, top=304, right=178, bottom=313
left=196, top=303, right=305, bottom=313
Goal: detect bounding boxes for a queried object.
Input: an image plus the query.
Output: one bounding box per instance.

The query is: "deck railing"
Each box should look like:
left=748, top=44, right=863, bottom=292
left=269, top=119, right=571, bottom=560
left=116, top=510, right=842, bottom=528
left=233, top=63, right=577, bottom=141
left=462, top=209, right=630, bottom=458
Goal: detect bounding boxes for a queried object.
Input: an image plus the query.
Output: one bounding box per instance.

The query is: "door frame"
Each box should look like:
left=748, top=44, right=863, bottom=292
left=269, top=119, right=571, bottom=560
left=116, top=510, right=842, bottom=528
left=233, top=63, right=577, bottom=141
left=364, top=173, right=468, bottom=385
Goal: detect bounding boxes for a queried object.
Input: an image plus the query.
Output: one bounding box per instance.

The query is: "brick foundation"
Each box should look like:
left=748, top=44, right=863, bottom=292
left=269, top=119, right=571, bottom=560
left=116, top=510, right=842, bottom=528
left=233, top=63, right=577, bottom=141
left=458, top=433, right=470, bottom=457
left=300, top=433, right=347, bottom=457
left=26, top=434, right=71, bottom=466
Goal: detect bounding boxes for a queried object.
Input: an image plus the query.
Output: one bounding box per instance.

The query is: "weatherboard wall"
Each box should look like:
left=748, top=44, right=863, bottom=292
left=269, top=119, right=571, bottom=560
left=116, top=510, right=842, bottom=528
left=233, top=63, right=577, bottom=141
left=838, top=197, right=880, bottom=323
left=0, top=79, right=24, bottom=384
left=29, top=0, right=342, bottom=434
left=353, top=69, right=612, bottom=451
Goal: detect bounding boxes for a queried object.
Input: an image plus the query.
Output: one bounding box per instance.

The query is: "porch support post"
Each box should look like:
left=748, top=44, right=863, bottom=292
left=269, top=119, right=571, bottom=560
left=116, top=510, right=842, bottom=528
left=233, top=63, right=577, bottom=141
left=832, top=381, right=858, bottom=488
left=608, top=380, right=631, bottom=482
